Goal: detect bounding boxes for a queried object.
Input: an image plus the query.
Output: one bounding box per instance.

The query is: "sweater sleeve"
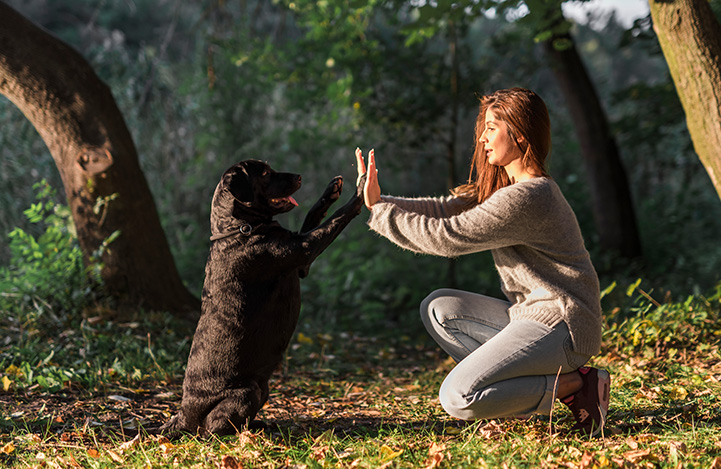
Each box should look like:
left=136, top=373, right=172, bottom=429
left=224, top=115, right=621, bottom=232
left=378, top=194, right=470, bottom=218
left=368, top=182, right=547, bottom=258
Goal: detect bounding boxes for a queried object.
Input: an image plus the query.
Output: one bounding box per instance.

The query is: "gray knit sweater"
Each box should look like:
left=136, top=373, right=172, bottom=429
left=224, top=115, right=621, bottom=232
left=367, top=177, right=602, bottom=356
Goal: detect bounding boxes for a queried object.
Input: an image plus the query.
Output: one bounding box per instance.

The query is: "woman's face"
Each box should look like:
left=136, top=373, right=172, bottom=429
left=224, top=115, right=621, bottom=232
left=479, top=108, right=523, bottom=168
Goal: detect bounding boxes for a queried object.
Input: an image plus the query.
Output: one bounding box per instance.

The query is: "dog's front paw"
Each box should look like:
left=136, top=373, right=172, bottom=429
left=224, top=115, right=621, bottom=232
left=323, top=176, right=343, bottom=202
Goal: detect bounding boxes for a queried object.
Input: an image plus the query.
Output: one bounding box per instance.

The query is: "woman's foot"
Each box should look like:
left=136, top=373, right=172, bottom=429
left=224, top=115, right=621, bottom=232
left=561, top=367, right=610, bottom=437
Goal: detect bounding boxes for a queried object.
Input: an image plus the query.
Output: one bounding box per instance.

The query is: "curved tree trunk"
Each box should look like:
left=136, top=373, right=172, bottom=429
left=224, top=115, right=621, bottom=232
left=649, top=0, right=721, bottom=200
left=540, top=7, right=643, bottom=260
left=0, top=1, right=200, bottom=318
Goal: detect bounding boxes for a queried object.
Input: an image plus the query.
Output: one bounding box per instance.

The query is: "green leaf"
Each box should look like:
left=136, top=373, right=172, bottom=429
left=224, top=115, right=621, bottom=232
left=627, top=278, right=642, bottom=297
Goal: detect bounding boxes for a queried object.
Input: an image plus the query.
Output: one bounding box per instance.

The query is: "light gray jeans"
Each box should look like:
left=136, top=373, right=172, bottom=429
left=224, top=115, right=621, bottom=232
left=420, top=288, right=590, bottom=420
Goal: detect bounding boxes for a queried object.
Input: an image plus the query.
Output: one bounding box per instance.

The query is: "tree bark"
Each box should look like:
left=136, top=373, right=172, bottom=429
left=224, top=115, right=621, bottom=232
left=541, top=11, right=643, bottom=260
left=649, top=0, right=721, bottom=200
left=0, top=1, right=200, bottom=318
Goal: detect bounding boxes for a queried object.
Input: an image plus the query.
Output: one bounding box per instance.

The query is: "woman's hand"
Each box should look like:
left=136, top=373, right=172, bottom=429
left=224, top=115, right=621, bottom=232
left=355, top=147, right=381, bottom=210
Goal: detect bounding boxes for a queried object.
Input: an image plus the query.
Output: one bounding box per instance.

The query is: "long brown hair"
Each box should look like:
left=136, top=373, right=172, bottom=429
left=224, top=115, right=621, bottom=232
left=452, top=87, right=551, bottom=205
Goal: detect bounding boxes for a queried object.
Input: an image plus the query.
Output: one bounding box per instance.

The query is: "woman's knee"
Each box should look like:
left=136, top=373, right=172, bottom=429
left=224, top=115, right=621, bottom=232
left=438, top=376, right=486, bottom=420
left=419, top=288, right=461, bottom=325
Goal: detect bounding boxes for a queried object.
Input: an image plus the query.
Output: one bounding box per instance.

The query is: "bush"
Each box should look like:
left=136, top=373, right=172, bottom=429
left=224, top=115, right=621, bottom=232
left=602, top=279, right=721, bottom=357
left=0, top=180, right=104, bottom=335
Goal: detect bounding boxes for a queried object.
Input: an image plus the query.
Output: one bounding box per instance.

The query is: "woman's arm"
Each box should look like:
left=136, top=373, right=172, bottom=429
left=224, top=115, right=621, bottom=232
left=367, top=181, right=547, bottom=258
left=355, top=148, right=468, bottom=217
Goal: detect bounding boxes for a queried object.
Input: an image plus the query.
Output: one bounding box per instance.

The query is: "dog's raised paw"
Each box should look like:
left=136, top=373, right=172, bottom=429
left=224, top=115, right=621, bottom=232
left=323, top=176, right=343, bottom=201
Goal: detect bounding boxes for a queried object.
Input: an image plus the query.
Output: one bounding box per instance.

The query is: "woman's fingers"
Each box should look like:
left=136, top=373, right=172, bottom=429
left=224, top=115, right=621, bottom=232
left=355, top=147, right=367, bottom=186
left=364, top=148, right=381, bottom=209
left=356, top=147, right=366, bottom=174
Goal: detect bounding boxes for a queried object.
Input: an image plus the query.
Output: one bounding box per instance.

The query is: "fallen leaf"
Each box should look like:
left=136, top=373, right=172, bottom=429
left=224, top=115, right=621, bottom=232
left=220, top=454, right=242, bottom=469
left=668, top=440, right=686, bottom=460
left=236, top=430, right=257, bottom=446
left=87, top=448, right=100, bottom=459
left=711, top=456, right=721, bottom=469
left=429, top=442, right=446, bottom=456
left=4, top=364, right=22, bottom=376
left=118, top=433, right=140, bottom=453
left=579, top=451, right=596, bottom=469
left=423, top=442, right=446, bottom=469
left=380, top=444, right=403, bottom=461
left=2, top=376, right=11, bottom=391
left=108, top=450, right=124, bottom=463
left=479, top=421, right=504, bottom=439
left=1, top=442, right=15, bottom=455
left=624, top=448, right=658, bottom=464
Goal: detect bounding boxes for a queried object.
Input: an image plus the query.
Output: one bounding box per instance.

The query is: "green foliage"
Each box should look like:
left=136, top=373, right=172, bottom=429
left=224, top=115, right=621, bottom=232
left=603, top=279, right=721, bottom=357
left=0, top=311, right=191, bottom=394
left=0, top=181, right=102, bottom=317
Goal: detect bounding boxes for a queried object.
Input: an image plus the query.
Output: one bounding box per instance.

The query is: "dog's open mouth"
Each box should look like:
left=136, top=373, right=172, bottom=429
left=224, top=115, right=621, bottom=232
left=269, top=196, right=299, bottom=209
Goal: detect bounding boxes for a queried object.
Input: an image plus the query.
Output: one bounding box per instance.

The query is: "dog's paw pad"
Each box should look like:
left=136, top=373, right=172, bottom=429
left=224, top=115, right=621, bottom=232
left=324, top=176, right=343, bottom=200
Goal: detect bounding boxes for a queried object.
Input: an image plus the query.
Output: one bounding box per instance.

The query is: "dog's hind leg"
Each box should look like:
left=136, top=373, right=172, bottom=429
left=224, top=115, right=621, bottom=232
left=203, top=380, right=266, bottom=436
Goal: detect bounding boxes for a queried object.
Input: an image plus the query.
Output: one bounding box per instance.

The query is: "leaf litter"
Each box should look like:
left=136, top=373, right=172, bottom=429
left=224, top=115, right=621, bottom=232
left=2, top=329, right=721, bottom=467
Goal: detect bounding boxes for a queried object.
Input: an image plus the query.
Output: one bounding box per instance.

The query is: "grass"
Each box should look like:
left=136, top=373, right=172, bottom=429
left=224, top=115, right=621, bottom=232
left=2, top=283, right=721, bottom=468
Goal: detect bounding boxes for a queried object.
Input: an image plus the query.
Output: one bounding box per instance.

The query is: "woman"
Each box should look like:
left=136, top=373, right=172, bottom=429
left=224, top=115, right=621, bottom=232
left=355, top=87, right=610, bottom=436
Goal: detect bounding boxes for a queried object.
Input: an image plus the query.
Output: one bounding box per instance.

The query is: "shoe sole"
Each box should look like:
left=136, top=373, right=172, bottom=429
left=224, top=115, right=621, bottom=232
left=592, top=369, right=611, bottom=437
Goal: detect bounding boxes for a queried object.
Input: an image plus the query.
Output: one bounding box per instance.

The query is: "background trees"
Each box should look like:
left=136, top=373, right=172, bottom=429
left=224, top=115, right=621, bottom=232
left=0, top=1, right=198, bottom=318
left=649, top=0, right=721, bottom=201
left=1, top=0, right=720, bottom=332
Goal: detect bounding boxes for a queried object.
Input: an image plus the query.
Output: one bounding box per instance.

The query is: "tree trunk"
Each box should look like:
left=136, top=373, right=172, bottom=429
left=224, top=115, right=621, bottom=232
left=649, top=0, right=721, bottom=200
left=541, top=13, right=643, bottom=260
left=0, top=1, right=200, bottom=318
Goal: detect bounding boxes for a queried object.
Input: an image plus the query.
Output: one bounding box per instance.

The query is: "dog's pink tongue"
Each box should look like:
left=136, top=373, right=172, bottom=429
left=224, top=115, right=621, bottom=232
left=288, top=196, right=298, bottom=206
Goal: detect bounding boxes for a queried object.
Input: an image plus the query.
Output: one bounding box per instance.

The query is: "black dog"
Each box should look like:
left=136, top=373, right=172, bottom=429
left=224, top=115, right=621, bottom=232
left=160, top=159, right=365, bottom=436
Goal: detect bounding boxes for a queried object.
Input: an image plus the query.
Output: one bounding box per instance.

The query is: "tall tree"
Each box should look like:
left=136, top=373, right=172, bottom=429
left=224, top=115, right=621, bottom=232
left=537, top=2, right=642, bottom=259
left=0, top=1, right=199, bottom=318
left=649, top=0, right=721, bottom=200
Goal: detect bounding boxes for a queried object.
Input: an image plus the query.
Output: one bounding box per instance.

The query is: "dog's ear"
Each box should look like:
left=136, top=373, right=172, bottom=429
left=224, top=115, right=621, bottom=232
left=224, top=166, right=254, bottom=204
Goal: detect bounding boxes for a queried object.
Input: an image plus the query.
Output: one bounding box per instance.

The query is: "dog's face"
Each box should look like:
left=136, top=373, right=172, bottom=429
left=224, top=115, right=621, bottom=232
left=220, top=160, right=302, bottom=219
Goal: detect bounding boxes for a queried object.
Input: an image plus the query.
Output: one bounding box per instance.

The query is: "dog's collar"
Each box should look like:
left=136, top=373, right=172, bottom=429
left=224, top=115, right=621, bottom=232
left=209, top=222, right=253, bottom=242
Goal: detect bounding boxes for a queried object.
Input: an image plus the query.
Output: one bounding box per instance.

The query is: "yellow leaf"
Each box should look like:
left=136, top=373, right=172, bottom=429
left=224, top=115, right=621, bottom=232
left=380, top=444, right=403, bottom=461
left=4, top=365, right=22, bottom=376
left=667, top=385, right=688, bottom=400
left=2, top=376, right=11, bottom=392
left=1, top=442, right=15, bottom=455
left=297, top=332, right=313, bottom=345
left=87, top=448, right=100, bottom=459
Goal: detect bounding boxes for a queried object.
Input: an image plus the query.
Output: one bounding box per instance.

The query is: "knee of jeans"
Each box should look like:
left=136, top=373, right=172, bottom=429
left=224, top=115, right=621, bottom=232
left=420, top=288, right=457, bottom=324
left=419, top=289, right=441, bottom=326
left=439, top=379, right=481, bottom=421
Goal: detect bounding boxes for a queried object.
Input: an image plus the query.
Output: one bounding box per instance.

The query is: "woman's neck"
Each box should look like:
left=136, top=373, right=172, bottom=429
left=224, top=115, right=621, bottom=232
left=504, top=160, right=539, bottom=183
